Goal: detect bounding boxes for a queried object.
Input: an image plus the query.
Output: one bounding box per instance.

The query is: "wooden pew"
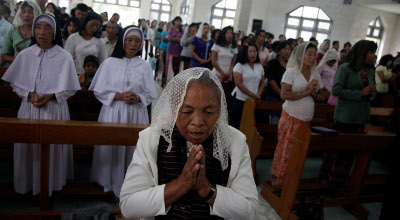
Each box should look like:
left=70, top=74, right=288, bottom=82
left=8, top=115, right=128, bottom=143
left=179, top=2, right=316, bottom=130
left=0, top=117, right=148, bottom=216
left=240, top=98, right=398, bottom=220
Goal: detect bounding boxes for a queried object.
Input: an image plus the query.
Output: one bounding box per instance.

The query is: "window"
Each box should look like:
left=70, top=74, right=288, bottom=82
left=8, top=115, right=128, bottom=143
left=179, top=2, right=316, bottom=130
left=366, top=17, right=384, bottom=54
left=210, top=0, right=238, bottom=29
left=92, top=0, right=140, bottom=27
left=284, top=6, right=332, bottom=44
left=150, top=0, right=171, bottom=22
left=180, top=0, right=190, bottom=24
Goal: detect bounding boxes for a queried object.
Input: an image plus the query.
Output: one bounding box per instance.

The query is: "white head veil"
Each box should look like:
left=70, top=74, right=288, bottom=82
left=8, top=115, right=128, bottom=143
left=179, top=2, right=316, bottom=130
left=317, top=48, right=339, bottom=70
left=287, top=42, right=318, bottom=75
left=151, top=67, right=230, bottom=170
left=13, top=1, right=41, bottom=27
left=318, top=39, right=330, bottom=55
left=196, top=23, right=211, bottom=41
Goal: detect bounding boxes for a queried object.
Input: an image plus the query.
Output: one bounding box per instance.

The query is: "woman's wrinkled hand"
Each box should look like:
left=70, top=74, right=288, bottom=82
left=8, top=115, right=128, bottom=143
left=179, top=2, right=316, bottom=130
left=116, top=92, right=137, bottom=104
left=194, top=145, right=211, bottom=198
left=176, top=145, right=202, bottom=194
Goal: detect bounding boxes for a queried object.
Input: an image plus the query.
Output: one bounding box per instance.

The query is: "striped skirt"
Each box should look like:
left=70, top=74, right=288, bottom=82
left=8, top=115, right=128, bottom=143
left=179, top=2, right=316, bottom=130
left=270, top=110, right=310, bottom=187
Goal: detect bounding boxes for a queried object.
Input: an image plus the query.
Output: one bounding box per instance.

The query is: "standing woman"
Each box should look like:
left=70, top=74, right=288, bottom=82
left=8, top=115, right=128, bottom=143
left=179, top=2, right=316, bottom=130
left=61, top=17, right=80, bottom=46
left=373, top=54, right=394, bottom=107
left=65, top=12, right=107, bottom=75
left=89, top=26, right=157, bottom=197
left=180, top=23, right=198, bottom=70
left=317, top=39, right=330, bottom=65
left=265, top=41, right=291, bottom=124
left=1, top=1, right=41, bottom=65
left=230, top=43, right=264, bottom=129
left=160, top=22, right=170, bottom=86
left=319, top=40, right=377, bottom=186
left=152, top=21, right=164, bottom=56
left=146, top=20, right=157, bottom=55
left=270, top=43, right=329, bottom=188
left=317, top=49, right=339, bottom=92
left=211, top=26, right=238, bottom=82
left=166, top=16, right=184, bottom=82
left=1, top=14, right=80, bottom=195
left=254, top=29, right=269, bottom=67
left=190, top=22, right=214, bottom=68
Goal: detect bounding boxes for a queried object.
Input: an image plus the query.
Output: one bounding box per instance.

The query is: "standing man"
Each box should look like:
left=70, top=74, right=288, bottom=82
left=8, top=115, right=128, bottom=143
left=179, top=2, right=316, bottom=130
left=102, top=21, right=118, bottom=57
left=0, top=0, right=13, bottom=63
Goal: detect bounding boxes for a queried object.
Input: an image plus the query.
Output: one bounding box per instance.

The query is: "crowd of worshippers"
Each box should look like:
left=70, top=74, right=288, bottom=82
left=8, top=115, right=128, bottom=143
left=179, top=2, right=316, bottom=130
left=1, top=0, right=400, bottom=219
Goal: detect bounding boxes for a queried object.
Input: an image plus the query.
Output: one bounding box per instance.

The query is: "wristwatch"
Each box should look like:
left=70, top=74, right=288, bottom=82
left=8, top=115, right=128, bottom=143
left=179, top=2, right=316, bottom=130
left=203, top=184, right=216, bottom=201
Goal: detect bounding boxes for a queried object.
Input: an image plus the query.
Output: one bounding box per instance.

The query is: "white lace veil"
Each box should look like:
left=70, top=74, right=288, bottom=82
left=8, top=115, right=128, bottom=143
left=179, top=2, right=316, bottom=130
left=317, top=48, right=339, bottom=70
left=151, top=67, right=230, bottom=170
left=318, top=39, right=330, bottom=55
left=287, top=42, right=318, bottom=75
left=13, top=1, right=42, bottom=27
left=196, top=23, right=211, bottom=41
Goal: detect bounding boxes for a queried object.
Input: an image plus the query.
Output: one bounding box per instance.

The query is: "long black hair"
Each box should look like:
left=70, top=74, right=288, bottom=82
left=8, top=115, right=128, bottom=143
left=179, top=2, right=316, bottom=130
left=46, top=3, right=63, bottom=27
left=111, top=25, right=142, bottom=59
left=211, top=29, right=221, bottom=41
left=344, top=40, right=377, bottom=71
left=237, top=43, right=260, bottom=64
left=78, top=11, right=103, bottom=38
left=62, top=17, right=80, bottom=40
left=216, top=26, right=237, bottom=48
left=30, top=15, right=63, bottom=48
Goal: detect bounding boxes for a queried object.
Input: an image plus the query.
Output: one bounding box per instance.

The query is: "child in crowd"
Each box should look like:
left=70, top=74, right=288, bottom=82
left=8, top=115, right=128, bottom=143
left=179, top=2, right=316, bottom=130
left=148, top=52, right=157, bottom=78
left=79, top=55, right=99, bottom=90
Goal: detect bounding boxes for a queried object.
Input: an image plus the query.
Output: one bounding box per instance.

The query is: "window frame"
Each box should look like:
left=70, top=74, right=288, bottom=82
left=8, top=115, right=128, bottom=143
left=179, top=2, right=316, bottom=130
left=180, top=0, right=190, bottom=24
left=150, top=0, right=172, bottom=22
left=210, top=0, right=238, bottom=29
left=284, top=6, right=333, bottom=41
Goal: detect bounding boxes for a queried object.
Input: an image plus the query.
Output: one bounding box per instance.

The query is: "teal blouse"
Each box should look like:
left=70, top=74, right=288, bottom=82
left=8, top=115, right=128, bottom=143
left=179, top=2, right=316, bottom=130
left=1, top=27, right=31, bottom=57
left=332, top=63, right=376, bottom=125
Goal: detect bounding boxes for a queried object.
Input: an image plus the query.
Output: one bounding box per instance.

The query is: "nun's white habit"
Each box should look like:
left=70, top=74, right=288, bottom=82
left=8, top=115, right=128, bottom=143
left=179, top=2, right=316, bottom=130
left=1, top=15, right=81, bottom=196
left=89, top=27, right=157, bottom=197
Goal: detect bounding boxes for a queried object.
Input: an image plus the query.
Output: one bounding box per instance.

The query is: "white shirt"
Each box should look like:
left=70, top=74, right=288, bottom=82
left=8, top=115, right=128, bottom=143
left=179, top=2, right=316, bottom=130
left=281, top=68, right=323, bottom=121
left=211, top=44, right=238, bottom=77
left=232, top=63, right=264, bottom=101
left=147, top=28, right=155, bottom=43
left=65, top=32, right=107, bottom=75
left=0, top=16, right=13, bottom=53
left=120, top=127, right=259, bottom=220
left=102, top=37, right=117, bottom=58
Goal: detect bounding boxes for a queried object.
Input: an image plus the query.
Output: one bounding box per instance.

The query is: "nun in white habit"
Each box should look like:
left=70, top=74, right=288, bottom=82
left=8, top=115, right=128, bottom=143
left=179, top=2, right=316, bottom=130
left=89, top=26, right=157, bottom=197
left=1, top=14, right=80, bottom=195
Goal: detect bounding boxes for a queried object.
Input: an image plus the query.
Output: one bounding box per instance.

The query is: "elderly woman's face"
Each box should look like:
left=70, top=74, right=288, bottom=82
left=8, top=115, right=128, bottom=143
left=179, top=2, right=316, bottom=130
left=176, top=83, right=220, bottom=144
left=124, top=35, right=141, bottom=58
left=34, top=21, right=54, bottom=47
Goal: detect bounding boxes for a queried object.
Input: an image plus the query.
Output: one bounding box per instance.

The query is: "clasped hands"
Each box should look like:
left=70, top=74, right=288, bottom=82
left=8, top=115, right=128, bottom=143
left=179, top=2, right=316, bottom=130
left=176, top=145, right=212, bottom=198
left=29, top=92, right=54, bottom=108
left=115, top=92, right=138, bottom=104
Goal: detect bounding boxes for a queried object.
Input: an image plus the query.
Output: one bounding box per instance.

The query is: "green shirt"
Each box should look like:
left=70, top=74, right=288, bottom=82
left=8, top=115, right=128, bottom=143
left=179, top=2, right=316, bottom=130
left=332, top=63, right=376, bottom=125
left=1, top=27, right=31, bottom=57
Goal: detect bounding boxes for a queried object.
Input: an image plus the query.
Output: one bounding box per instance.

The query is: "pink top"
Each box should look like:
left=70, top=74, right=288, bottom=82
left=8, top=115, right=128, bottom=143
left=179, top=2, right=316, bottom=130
left=259, top=46, right=269, bottom=67
left=167, top=27, right=184, bottom=56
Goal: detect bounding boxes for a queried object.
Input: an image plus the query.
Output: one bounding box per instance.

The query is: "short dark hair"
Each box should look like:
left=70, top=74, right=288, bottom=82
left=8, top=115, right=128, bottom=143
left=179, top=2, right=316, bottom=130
left=279, top=34, right=285, bottom=38
left=275, top=41, right=290, bottom=54
left=237, top=43, right=260, bottom=65
left=76, top=3, right=88, bottom=12
left=270, top=41, right=280, bottom=51
left=84, top=55, right=99, bottom=67
left=78, top=12, right=103, bottom=38
left=340, top=49, right=347, bottom=53
left=241, top=36, right=249, bottom=46
left=378, top=54, right=394, bottom=66
left=62, top=16, right=80, bottom=40
left=306, top=42, right=317, bottom=51
left=112, top=13, right=119, bottom=17
left=216, top=26, right=237, bottom=48
left=333, top=41, right=339, bottom=46
left=107, top=20, right=119, bottom=31
left=188, top=22, right=198, bottom=31
left=266, top=32, right=274, bottom=39
left=111, top=25, right=143, bottom=59
left=344, top=42, right=351, bottom=48
left=3, top=5, right=11, bottom=15
left=309, top=37, right=317, bottom=42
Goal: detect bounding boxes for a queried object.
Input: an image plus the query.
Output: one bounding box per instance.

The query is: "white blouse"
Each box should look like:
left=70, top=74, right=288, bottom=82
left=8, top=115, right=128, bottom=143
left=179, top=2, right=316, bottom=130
left=65, top=32, right=107, bottom=75
left=232, top=63, right=264, bottom=101
left=281, top=68, right=323, bottom=121
left=211, top=44, right=238, bottom=77
left=120, top=127, right=259, bottom=220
